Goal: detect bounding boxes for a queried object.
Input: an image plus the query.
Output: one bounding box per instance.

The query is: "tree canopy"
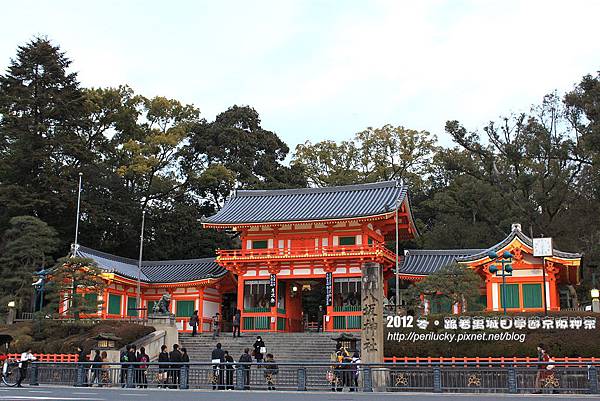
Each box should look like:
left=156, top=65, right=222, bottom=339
left=1, top=37, right=599, bottom=309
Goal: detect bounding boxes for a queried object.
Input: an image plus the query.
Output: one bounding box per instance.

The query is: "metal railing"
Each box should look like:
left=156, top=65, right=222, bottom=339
left=22, top=361, right=600, bottom=394
left=216, top=244, right=398, bottom=264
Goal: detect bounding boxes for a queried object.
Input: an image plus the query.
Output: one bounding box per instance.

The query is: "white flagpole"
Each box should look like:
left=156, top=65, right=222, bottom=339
left=74, top=172, right=83, bottom=251
left=137, top=210, right=146, bottom=319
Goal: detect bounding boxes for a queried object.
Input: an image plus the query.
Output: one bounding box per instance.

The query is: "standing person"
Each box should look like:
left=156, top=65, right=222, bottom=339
left=120, top=345, right=130, bottom=388
left=157, top=345, right=170, bottom=388
left=90, top=350, right=102, bottom=387
left=16, top=348, right=36, bottom=387
left=330, top=344, right=343, bottom=392
left=181, top=347, right=190, bottom=387
left=317, top=305, right=324, bottom=332
left=350, top=351, right=361, bottom=392
left=212, top=312, right=220, bottom=340
left=100, top=351, right=110, bottom=387
left=232, top=309, right=241, bottom=338
left=127, top=345, right=137, bottom=387
left=169, top=344, right=183, bottom=388
left=223, top=351, right=234, bottom=390
left=76, top=346, right=88, bottom=386
left=263, top=353, right=278, bottom=390
left=341, top=346, right=352, bottom=391
left=238, top=348, right=253, bottom=390
left=189, top=311, right=199, bottom=337
left=253, top=336, right=266, bottom=364
left=181, top=348, right=190, bottom=363
left=211, top=343, right=225, bottom=390
left=534, top=343, right=550, bottom=394
left=137, top=347, right=149, bottom=388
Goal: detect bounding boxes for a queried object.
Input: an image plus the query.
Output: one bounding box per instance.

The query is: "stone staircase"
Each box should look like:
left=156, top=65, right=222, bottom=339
left=179, top=332, right=339, bottom=362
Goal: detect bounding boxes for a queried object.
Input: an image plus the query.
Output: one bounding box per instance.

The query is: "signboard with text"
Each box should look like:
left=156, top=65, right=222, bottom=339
left=269, top=274, right=277, bottom=307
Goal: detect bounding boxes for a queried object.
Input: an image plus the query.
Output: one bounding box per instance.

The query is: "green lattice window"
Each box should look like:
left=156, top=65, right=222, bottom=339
left=244, top=316, right=270, bottom=330
left=176, top=300, right=194, bottom=317
left=339, top=236, right=356, bottom=246
left=127, top=297, right=138, bottom=317
left=348, top=315, right=361, bottom=329
left=107, top=294, right=121, bottom=315
left=277, top=317, right=286, bottom=331
left=252, top=240, right=268, bottom=249
left=523, top=283, right=542, bottom=308
left=500, top=284, right=520, bottom=309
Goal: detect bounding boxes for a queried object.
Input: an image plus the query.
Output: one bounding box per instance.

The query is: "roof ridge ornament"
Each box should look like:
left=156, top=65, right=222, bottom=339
left=511, top=223, right=522, bottom=232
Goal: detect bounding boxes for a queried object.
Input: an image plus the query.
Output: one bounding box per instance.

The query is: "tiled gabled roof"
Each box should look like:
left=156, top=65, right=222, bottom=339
left=204, top=180, right=408, bottom=225
left=459, top=227, right=582, bottom=261
left=399, top=249, right=483, bottom=275
left=399, top=225, right=582, bottom=276
left=75, top=246, right=226, bottom=284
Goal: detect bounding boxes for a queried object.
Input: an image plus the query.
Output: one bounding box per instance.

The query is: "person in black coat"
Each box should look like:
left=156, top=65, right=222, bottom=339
left=169, top=344, right=183, bottom=388
left=120, top=345, right=131, bottom=388
left=158, top=345, right=170, bottom=388
left=223, top=351, right=234, bottom=390
left=211, top=343, right=225, bottom=390
left=76, top=346, right=88, bottom=386
left=238, top=348, right=253, bottom=390
left=127, top=345, right=137, bottom=387
left=253, top=336, right=266, bottom=364
left=90, top=350, right=102, bottom=387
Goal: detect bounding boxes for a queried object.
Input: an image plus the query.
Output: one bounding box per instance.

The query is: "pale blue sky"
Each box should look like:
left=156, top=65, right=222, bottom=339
left=1, top=0, right=599, bottom=149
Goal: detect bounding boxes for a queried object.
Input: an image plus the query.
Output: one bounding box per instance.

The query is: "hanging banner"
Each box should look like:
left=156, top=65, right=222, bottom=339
left=269, top=274, right=277, bottom=307
left=325, top=272, right=333, bottom=306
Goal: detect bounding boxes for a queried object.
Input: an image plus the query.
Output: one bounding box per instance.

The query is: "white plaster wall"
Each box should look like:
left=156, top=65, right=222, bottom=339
left=203, top=300, right=219, bottom=319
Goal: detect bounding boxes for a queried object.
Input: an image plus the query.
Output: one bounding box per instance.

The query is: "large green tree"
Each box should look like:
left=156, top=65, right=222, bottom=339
left=0, top=38, right=85, bottom=241
left=0, top=216, right=59, bottom=311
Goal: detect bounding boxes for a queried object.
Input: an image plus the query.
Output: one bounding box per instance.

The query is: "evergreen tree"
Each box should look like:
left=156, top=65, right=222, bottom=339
left=0, top=216, right=59, bottom=312
left=0, top=37, right=85, bottom=242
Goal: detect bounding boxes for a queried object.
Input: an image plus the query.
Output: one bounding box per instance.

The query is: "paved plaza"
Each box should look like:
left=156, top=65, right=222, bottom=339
left=1, top=387, right=600, bottom=401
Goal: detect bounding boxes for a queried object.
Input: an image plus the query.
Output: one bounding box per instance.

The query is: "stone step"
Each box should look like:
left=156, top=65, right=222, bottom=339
left=179, top=332, right=343, bottom=362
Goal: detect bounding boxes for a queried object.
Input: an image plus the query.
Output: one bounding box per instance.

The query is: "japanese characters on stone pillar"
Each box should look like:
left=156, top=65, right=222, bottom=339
left=361, top=262, right=384, bottom=364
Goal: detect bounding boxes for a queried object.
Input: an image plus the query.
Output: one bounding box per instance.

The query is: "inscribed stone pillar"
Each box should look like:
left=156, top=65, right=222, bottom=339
left=361, top=262, right=384, bottom=364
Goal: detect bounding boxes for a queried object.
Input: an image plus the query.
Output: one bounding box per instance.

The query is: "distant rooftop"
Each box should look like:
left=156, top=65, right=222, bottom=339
left=400, top=224, right=582, bottom=276
left=204, top=180, right=409, bottom=225
left=75, top=245, right=226, bottom=284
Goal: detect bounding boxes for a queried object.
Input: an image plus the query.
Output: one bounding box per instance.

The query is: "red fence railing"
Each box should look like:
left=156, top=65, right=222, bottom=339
left=7, top=353, right=78, bottom=362
left=384, top=356, right=600, bottom=367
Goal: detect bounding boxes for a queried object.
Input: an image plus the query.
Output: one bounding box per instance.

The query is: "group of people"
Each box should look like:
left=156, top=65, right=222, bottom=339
left=156, top=344, right=189, bottom=388
left=330, top=345, right=361, bottom=392
left=210, top=335, right=278, bottom=390
left=79, top=347, right=110, bottom=386
left=188, top=310, right=242, bottom=339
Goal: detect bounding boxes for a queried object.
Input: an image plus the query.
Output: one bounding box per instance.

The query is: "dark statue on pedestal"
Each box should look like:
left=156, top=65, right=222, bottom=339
left=152, top=293, right=171, bottom=314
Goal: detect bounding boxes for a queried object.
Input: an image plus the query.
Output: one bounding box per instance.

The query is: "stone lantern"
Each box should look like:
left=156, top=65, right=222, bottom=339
left=332, top=333, right=359, bottom=354
left=94, top=333, right=121, bottom=350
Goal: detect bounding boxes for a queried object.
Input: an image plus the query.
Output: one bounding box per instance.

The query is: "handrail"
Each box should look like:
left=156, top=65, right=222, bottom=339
left=31, top=360, right=600, bottom=367
left=217, top=244, right=398, bottom=261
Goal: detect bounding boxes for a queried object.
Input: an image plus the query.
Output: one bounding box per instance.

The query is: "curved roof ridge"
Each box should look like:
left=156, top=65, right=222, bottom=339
left=77, top=245, right=138, bottom=266
left=459, top=226, right=582, bottom=262
left=75, top=245, right=225, bottom=283
left=233, top=180, right=402, bottom=198
left=205, top=180, right=411, bottom=225
left=406, top=249, right=484, bottom=255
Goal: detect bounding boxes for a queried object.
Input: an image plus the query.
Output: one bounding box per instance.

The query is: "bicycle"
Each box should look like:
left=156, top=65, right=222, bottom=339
left=0, top=334, right=19, bottom=387
left=1, top=359, right=20, bottom=387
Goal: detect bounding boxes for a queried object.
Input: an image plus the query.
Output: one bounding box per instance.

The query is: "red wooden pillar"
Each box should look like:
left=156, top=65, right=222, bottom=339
left=198, top=287, right=205, bottom=333
left=237, top=276, right=245, bottom=332
left=485, top=279, right=493, bottom=312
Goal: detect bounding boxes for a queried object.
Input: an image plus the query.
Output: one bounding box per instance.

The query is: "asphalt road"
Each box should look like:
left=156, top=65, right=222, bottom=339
left=2, top=387, right=600, bottom=401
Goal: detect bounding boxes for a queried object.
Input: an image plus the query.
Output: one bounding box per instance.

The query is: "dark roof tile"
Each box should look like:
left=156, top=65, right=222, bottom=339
left=204, top=180, right=408, bottom=224
left=75, top=246, right=226, bottom=284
